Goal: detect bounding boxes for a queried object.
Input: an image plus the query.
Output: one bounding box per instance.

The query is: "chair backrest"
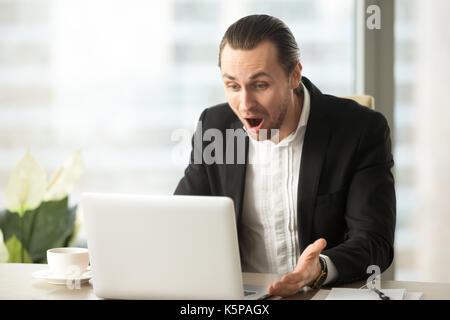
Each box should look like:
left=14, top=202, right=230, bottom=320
left=341, top=95, right=375, bottom=109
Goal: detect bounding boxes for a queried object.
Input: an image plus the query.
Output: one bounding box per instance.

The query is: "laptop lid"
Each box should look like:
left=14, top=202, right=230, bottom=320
left=81, top=192, right=245, bottom=299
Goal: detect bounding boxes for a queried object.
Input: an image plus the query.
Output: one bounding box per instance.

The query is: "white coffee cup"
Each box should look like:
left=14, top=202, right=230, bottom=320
left=47, top=247, right=90, bottom=276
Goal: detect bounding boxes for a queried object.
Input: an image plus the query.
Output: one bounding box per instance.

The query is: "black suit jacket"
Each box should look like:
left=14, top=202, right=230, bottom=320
left=174, top=77, right=396, bottom=285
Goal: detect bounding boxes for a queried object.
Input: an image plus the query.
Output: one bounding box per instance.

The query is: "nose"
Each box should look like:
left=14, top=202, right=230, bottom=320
left=238, top=89, right=256, bottom=114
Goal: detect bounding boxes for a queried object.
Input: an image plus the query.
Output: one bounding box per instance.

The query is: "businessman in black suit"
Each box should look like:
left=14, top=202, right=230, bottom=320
left=175, top=15, right=396, bottom=297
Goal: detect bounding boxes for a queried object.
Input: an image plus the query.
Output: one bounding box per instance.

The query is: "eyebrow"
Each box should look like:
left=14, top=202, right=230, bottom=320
left=222, top=71, right=273, bottom=81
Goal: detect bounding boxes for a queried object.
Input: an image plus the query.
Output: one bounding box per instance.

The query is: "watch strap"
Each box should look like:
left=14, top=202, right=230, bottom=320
left=311, top=256, right=328, bottom=289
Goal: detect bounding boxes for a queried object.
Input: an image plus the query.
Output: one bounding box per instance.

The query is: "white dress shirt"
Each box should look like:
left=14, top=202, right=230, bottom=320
left=240, top=83, right=338, bottom=285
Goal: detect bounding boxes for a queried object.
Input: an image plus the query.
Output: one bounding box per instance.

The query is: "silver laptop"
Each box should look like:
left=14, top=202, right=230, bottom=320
left=81, top=192, right=269, bottom=300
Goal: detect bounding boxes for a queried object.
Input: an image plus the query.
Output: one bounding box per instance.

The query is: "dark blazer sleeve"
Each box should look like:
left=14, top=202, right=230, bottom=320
left=322, top=111, right=396, bottom=285
left=174, top=109, right=211, bottom=196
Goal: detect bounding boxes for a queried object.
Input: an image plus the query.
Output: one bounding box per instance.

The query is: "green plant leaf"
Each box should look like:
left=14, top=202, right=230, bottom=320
left=6, top=151, right=47, bottom=216
left=0, top=230, right=9, bottom=263
left=5, top=235, right=32, bottom=263
left=66, top=206, right=83, bottom=247
left=0, top=207, right=37, bottom=248
left=44, top=150, right=83, bottom=202
left=0, top=198, right=76, bottom=263
left=26, top=197, right=76, bottom=263
left=0, top=209, right=7, bottom=233
left=0, top=209, right=21, bottom=245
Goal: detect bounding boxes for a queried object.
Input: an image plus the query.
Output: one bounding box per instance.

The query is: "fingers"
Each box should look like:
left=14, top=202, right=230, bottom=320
left=282, top=272, right=305, bottom=283
left=268, top=280, right=305, bottom=297
left=301, top=238, right=327, bottom=260
left=268, top=273, right=307, bottom=297
left=310, top=238, right=327, bottom=255
left=293, top=238, right=327, bottom=272
left=267, top=238, right=328, bottom=298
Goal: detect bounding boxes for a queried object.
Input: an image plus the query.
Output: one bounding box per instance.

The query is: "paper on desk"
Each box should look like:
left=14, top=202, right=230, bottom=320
left=403, top=292, right=423, bottom=300
left=325, top=288, right=406, bottom=300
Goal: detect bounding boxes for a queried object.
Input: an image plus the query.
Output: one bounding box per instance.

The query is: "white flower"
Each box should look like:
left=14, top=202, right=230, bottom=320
left=44, top=150, right=84, bottom=202
left=6, top=151, right=47, bottom=215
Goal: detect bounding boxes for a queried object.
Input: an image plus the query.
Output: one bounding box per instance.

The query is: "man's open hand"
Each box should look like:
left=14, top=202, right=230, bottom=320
left=268, top=238, right=327, bottom=297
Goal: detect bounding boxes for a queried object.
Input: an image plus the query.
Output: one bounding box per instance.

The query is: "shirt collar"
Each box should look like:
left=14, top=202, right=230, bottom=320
left=281, top=81, right=311, bottom=144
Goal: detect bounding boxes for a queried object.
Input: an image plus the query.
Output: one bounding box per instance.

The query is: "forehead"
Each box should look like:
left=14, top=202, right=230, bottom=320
left=220, top=41, right=283, bottom=78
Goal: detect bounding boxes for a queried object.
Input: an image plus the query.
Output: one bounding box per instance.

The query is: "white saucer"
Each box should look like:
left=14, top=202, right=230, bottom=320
left=32, top=269, right=92, bottom=285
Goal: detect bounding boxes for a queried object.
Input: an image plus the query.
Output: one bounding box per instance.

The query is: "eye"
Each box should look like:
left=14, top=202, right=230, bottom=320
left=255, top=83, right=268, bottom=89
left=227, top=84, right=240, bottom=90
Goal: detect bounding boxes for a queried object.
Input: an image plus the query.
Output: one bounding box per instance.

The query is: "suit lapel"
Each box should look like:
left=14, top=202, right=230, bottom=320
left=297, top=77, right=331, bottom=252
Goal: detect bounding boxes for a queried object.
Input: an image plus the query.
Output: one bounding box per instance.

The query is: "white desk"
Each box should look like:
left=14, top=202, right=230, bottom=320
left=1, top=263, right=449, bottom=300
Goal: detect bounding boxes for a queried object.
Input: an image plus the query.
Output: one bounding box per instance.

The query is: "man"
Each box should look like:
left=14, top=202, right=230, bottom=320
left=175, top=14, right=396, bottom=297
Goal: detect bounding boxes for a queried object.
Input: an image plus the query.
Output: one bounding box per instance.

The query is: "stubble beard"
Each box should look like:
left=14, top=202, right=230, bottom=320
left=257, top=89, right=290, bottom=141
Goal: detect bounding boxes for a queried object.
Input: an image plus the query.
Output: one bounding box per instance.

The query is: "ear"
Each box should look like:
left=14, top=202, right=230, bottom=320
left=290, top=62, right=303, bottom=90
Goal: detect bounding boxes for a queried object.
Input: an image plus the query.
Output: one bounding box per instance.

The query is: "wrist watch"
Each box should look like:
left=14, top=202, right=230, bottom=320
left=311, top=256, right=328, bottom=289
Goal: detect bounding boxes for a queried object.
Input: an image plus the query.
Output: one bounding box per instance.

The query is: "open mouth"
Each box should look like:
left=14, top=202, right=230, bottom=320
left=245, top=117, right=264, bottom=132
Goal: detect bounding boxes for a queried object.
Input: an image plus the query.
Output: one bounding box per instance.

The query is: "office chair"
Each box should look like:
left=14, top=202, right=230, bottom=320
left=341, top=95, right=375, bottom=110
left=341, top=94, right=398, bottom=280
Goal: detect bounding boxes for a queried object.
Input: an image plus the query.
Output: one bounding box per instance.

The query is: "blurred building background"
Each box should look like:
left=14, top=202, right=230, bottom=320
left=0, top=0, right=449, bottom=282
